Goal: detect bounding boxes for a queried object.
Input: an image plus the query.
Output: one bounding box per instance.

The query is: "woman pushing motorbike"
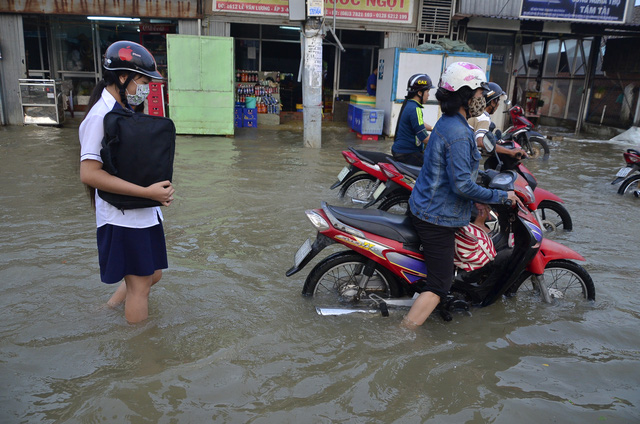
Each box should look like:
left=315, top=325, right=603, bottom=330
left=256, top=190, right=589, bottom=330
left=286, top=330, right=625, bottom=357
left=402, top=62, right=519, bottom=330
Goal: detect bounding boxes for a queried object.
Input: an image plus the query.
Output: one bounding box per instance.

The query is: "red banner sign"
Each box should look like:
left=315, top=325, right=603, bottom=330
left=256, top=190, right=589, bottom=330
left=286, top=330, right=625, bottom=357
left=214, top=0, right=413, bottom=23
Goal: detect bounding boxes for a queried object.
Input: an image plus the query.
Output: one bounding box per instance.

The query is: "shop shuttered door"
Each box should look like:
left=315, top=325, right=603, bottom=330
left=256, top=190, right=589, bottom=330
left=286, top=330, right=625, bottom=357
left=167, top=34, right=234, bottom=135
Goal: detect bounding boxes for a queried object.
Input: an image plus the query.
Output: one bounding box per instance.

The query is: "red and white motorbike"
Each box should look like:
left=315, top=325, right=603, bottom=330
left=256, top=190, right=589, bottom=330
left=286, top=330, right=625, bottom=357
left=611, top=148, right=640, bottom=197
left=287, top=137, right=593, bottom=318
left=501, top=105, right=551, bottom=159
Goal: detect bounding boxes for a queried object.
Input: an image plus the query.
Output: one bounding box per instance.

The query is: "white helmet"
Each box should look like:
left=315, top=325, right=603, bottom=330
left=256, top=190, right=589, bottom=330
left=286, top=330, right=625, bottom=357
left=438, top=62, right=487, bottom=92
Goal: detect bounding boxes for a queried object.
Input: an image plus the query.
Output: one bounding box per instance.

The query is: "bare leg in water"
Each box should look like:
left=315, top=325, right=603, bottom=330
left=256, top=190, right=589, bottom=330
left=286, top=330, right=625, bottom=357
left=401, top=291, right=441, bottom=330
left=107, top=269, right=162, bottom=309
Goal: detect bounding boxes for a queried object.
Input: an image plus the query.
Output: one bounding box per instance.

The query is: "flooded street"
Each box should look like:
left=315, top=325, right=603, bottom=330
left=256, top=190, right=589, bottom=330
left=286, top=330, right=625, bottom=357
left=1, top=120, right=639, bottom=423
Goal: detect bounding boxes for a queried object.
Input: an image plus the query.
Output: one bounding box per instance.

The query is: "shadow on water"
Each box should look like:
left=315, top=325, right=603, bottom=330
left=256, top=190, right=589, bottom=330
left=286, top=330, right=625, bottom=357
left=0, top=123, right=639, bottom=422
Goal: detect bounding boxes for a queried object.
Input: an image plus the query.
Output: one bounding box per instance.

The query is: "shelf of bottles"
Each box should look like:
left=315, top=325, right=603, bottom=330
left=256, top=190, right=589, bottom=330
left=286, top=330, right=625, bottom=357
left=236, top=70, right=281, bottom=115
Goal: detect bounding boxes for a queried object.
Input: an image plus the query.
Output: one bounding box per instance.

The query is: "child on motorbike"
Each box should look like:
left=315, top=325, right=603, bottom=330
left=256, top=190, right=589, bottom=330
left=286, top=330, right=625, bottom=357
left=454, top=205, right=513, bottom=293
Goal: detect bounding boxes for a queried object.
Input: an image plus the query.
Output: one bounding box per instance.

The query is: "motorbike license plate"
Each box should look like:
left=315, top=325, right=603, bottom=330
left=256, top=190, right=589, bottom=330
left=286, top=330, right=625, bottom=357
left=337, top=166, right=350, bottom=182
left=372, top=182, right=386, bottom=200
left=294, top=238, right=313, bottom=268
left=616, top=167, right=632, bottom=178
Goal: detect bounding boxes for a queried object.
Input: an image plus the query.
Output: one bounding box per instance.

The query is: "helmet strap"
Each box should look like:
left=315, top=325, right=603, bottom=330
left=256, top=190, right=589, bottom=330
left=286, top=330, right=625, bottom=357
left=116, top=73, right=135, bottom=109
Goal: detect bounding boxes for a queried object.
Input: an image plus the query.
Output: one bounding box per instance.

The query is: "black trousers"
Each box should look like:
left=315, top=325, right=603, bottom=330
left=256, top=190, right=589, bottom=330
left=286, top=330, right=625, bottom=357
left=409, top=212, right=458, bottom=298
left=392, top=150, right=424, bottom=167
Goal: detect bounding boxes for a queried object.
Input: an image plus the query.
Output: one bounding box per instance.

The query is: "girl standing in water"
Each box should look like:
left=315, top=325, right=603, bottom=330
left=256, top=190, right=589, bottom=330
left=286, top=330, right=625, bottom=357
left=79, top=41, right=175, bottom=323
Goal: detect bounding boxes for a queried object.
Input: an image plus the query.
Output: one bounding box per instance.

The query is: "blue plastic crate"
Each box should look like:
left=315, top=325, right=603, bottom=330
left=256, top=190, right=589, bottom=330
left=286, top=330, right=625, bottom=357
left=352, top=105, right=383, bottom=135
left=244, top=117, right=258, bottom=128
left=244, top=107, right=257, bottom=120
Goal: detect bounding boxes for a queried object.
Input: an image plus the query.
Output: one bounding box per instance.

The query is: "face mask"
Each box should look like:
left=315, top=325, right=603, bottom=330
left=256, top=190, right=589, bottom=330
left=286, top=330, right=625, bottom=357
left=126, top=79, right=150, bottom=106
left=468, top=96, right=486, bottom=118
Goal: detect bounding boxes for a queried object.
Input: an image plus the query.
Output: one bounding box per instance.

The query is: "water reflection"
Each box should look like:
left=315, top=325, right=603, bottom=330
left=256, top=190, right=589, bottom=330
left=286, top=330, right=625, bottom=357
left=0, top=123, right=638, bottom=422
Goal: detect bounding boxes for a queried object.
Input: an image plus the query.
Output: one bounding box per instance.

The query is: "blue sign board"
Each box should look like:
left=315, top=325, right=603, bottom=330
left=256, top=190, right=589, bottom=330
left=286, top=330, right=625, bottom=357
left=520, top=0, right=628, bottom=23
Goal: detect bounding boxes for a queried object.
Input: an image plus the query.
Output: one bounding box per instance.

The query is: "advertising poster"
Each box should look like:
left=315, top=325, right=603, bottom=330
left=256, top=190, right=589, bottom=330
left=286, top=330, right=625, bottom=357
left=520, top=0, right=628, bottom=23
left=213, top=0, right=413, bottom=24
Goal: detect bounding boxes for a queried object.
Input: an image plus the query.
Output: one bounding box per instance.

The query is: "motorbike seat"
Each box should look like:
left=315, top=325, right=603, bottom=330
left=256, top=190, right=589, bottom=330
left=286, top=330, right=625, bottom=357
left=389, top=159, right=421, bottom=179
left=325, top=204, right=420, bottom=245
left=348, top=147, right=392, bottom=166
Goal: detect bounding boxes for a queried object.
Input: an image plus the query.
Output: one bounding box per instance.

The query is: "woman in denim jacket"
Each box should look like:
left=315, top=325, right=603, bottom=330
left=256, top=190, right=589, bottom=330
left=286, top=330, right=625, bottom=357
left=402, top=62, right=519, bottom=330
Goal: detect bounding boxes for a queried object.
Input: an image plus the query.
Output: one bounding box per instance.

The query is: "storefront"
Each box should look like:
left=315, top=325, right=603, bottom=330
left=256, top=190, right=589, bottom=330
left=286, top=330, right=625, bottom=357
left=459, top=0, right=640, bottom=133
left=209, top=0, right=426, bottom=120
left=231, top=23, right=382, bottom=116
left=22, top=15, right=177, bottom=113
left=0, top=0, right=201, bottom=125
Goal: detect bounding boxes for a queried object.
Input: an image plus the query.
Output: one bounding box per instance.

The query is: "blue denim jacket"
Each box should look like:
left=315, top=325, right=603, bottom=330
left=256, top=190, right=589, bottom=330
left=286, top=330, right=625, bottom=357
left=409, top=112, right=508, bottom=227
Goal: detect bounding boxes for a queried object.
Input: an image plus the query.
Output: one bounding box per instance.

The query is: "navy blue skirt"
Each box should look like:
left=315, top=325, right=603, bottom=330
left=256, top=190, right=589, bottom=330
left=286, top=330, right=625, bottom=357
left=96, top=222, right=168, bottom=284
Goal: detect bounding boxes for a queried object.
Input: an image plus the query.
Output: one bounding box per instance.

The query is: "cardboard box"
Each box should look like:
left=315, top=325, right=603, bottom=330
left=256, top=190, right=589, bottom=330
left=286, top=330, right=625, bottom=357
left=350, top=94, right=376, bottom=106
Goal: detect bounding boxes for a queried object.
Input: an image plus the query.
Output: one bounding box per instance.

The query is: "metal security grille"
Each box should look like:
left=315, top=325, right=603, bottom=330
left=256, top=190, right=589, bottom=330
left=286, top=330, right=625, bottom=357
left=418, top=22, right=463, bottom=44
left=420, top=0, right=455, bottom=35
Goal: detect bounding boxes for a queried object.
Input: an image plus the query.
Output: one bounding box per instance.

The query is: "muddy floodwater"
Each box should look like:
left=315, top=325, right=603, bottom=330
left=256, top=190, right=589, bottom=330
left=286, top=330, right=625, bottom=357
left=1, top=120, right=639, bottom=423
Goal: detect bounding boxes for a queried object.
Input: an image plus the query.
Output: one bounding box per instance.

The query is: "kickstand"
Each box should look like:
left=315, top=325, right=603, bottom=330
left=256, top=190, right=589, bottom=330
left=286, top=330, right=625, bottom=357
left=368, top=294, right=390, bottom=317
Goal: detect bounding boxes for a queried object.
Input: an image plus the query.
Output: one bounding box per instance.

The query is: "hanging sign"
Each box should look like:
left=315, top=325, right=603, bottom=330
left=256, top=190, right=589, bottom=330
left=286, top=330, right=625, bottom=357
left=520, top=0, right=629, bottom=23
left=213, top=0, right=413, bottom=23
left=307, top=0, right=324, bottom=17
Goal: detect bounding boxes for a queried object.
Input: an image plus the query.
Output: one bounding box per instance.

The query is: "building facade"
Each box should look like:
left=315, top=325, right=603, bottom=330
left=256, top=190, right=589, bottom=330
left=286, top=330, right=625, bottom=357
left=2, top=0, right=640, bottom=135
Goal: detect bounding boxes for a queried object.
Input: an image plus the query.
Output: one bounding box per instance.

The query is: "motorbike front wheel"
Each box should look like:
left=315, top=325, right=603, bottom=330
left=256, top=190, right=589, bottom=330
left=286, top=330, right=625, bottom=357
left=617, top=174, right=640, bottom=196
left=521, top=135, right=550, bottom=159
left=508, top=259, right=595, bottom=301
left=339, top=174, right=378, bottom=204
left=378, top=194, right=411, bottom=215
left=302, top=251, right=401, bottom=301
left=538, top=200, right=573, bottom=232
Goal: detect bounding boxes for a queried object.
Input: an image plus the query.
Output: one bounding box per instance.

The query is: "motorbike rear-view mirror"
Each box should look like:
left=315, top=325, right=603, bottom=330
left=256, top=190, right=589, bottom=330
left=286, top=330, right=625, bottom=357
left=482, top=132, right=496, bottom=153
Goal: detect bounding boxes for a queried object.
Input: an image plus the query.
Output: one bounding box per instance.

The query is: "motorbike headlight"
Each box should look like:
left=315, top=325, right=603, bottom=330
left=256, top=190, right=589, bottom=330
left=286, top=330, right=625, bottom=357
left=305, top=210, right=329, bottom=231
left=525, top=185, right=535, bottom=204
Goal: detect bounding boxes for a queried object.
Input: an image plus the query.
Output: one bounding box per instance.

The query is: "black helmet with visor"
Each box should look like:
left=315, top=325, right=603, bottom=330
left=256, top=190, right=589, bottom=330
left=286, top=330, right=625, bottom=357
left=407, top=73, right=433, bottom=95
left=482, top=82, right=506, bottom=104
left=103, top=40, right=163, bottom=80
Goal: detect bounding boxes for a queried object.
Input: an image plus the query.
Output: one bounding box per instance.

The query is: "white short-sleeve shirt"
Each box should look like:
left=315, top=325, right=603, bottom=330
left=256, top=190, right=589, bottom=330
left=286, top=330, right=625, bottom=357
left=469, top=111, right=492, bottom=141
left=79, top=88, right=163, bottom=229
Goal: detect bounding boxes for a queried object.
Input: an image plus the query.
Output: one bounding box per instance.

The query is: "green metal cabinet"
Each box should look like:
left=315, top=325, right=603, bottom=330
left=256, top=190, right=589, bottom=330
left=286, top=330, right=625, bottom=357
left=167, top=35, right=234, bottom=135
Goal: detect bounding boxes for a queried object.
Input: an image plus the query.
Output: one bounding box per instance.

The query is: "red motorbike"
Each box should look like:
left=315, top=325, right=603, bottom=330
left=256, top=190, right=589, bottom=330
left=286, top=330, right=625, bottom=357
left=501, top=105, right=551, bottom=159
left=368, top=149, right=572, bottom=233
left=329, top=147, right=392, bottom=205
left=611, top=148, right=640, bottom=196
left=287, top=140, right=593, bottom=318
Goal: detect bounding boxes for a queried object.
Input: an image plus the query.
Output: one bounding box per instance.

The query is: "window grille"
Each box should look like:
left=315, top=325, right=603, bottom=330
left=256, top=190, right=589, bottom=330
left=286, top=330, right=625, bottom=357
left=419, top=0, right=455, bottom=35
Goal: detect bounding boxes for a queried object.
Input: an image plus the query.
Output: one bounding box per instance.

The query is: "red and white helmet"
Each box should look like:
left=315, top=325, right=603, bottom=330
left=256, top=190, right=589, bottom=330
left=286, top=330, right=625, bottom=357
left=438, top=62, right=487, bottom=92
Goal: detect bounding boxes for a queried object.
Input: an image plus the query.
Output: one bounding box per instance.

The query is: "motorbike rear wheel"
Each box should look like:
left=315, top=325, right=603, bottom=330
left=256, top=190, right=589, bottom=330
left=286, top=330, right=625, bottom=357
left=538, top=200, right=573, bottom=232
left=339, top=174, right=378, bottom=204
left=302, top=251, right=401, bottom=301
left=617, top=174, right=640, bottom=196
left=378, top=194, right=411, bottom=215
left=508, top=259, right=595, bottom=301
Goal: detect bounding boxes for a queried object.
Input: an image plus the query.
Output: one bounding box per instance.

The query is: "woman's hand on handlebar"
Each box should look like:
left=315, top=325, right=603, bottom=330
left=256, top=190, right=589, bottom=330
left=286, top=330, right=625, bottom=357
left=505, top=191, right=525, bottom=209
left=510, top=148, right=528, bottom=159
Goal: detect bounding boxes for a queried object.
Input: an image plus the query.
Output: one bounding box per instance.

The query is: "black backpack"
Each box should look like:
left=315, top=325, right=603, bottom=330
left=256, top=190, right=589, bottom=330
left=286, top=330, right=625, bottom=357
left=98, top=108, right=176, bottom=210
